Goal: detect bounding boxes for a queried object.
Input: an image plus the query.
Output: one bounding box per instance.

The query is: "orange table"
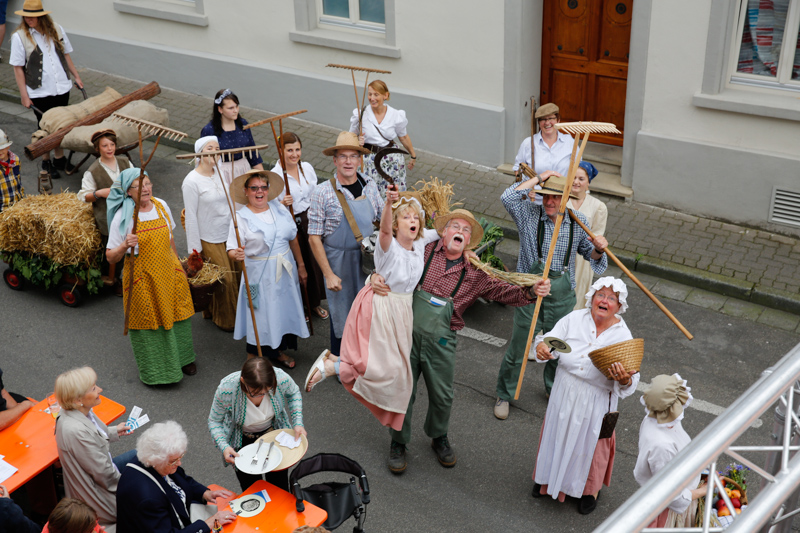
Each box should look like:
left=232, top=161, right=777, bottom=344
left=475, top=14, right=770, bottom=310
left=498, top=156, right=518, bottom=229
left=212, top=480, right=327, bottom=532
left=0, top=395, right=125, bottom=493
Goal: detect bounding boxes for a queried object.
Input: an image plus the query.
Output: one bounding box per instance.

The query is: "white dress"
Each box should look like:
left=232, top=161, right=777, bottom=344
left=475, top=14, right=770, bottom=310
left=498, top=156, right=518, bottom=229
left=226, top=200, right=309, bottom=348
left=568, top=194, right=608, bottom=309
left=533, top=308, right=638, bottom=498
left=272, top=161, right=318, bottom=215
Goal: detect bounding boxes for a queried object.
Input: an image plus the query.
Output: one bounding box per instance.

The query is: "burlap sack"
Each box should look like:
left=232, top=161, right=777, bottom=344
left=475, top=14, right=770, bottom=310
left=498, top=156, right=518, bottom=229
left=38, top=87, right=122, bottom=134
left=61, top=100, right=170, bottom=153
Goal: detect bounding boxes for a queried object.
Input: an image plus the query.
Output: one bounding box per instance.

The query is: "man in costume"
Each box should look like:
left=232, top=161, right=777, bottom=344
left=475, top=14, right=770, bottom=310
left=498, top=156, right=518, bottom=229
left=493, top=173, right=608, bottom=420
left=371, top=209, right=551, bottom=473
left=308, top=132, right=383, bottom=357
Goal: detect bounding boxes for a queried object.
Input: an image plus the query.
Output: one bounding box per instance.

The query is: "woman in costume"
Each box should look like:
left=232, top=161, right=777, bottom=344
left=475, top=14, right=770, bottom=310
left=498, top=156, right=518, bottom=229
left=106, top=168, right=198, bottom=383
left=349, top=80, right=417, bottom=198
left=271, top=132, right=327, bottom=320
left=208, top=357, right=305, bottom=492
left=201, top=88, right=264, bottom=188
left=567, top=161, right=607, bottom=309
left=182, top=136, right=239, bottom=332
left=532, top=277, right=638, bottom=515
left=635, top=374, right=706, bottom=528
left=227, top=170, right=309, bottom=368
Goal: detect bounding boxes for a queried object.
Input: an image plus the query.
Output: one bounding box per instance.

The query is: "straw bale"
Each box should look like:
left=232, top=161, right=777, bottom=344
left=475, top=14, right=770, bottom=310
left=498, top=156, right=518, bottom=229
left=0, top=193, right=101, bottom=266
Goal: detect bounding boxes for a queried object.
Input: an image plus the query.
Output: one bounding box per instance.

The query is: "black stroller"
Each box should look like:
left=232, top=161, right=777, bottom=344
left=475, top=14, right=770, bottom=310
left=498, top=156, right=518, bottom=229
left=290, top=453, right=370, bottom=532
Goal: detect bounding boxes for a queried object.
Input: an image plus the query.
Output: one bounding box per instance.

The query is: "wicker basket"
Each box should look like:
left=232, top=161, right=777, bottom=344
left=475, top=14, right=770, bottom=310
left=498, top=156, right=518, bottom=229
left=588, top=338, right=645, bottom=379
left=722, top=476, right=748, bottom=505
left=181, top=260, right=218, bottom=313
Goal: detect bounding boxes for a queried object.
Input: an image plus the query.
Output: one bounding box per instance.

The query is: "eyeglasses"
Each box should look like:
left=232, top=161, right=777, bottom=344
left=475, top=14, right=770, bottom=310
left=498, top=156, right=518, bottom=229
left=247, top=185, right=269, bottom=192
left=168, top=453, right=185, bottom=467
left=243, top=384, right=267, bottom=398
left=538, top=116, right=558, bottom=123
left=336, top=154, right=361, bottom=162
left=594, top=293, right=618, bottom=304
left=129, top=182, right=152, bottom=190
left=445, top=222, right=472, bottom=234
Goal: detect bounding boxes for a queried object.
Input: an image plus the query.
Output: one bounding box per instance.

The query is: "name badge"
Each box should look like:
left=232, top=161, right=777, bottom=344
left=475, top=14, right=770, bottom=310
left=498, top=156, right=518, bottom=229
left=429, top=296, right=447, bottom=307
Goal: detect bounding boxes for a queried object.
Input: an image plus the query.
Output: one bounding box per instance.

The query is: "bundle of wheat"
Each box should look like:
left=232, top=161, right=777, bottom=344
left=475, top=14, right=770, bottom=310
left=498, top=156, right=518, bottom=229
left=468, top=257, right=543, bottom=287
left=0, top=193, right=101, bottom=266
left=411, top=177, right=463, bottom=225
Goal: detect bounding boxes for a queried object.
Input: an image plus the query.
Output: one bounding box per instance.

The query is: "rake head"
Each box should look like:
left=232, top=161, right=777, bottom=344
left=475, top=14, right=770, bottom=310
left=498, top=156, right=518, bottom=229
left=325, top=63, right=392, bottom=74
left=175, top=143, right=271, bottom=162
left=555, top=122, right=621, bottom=135
left=110, top=113, right=188, bottom=141
left=518, top=162, right=537, bottom=180
left=242, top=109, right=308, bottom=131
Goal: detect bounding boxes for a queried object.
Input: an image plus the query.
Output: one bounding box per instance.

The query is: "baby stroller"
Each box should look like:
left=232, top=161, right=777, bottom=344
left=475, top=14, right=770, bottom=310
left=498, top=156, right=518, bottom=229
left=290, top=453, right=370, bottom=532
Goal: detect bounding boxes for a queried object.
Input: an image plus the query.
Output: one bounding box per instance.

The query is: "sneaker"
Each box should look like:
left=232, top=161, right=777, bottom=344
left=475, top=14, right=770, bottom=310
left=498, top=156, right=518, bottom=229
left=388, top=440, right=407, bottom=474
left=52, top=156, right=75, bottom=172
left=42, top=159, right=60, bottom=180
left=431, top=435, right=456, bottom=467
left=494, top=398, right=509, bottom=420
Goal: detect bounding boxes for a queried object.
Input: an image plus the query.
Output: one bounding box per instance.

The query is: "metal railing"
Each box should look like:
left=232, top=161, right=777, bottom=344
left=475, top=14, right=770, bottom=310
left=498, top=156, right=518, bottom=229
left=593, top=341, right=800, bottom=533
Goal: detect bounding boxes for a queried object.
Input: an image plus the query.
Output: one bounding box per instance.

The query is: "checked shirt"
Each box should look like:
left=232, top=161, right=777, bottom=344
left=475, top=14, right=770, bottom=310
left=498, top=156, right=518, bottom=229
left=307, top=171, right=383, bottom=238
left=0, top=152, right=22, bottom=212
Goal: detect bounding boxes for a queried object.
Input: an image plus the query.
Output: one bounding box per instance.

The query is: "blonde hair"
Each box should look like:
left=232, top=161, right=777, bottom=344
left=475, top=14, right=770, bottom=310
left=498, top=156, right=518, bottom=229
left=392, top=200, right=424, bottom=241
left=54, top=367, right=97, bottom=410
left=368, top=80, right=390, bottom=100
left=17, top=15, right=65, bottom=54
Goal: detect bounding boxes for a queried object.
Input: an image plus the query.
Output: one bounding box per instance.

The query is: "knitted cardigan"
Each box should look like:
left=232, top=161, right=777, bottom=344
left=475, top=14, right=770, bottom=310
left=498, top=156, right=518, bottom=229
left=208, top=369, right=303, bottom=466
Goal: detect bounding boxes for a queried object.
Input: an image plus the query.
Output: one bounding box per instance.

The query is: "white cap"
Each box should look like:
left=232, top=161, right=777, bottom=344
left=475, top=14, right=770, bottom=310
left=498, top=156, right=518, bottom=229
left=0, top=129, right=12, bottom=150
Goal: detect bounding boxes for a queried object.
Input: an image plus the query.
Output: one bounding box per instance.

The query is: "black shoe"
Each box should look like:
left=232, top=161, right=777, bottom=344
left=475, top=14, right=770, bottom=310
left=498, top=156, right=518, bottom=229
left=431, top=435, right=456, bottom=467
left=578, top=493, right=599, bottom=515
left=42, top=159, right=61, bottom=180
left=181, top=362, right=197, bottom=376
left=388, top=440, right=407, bottom=474
left=531, top=483, right=543, bottom=498
left=52, top=156, right=75, bottom=172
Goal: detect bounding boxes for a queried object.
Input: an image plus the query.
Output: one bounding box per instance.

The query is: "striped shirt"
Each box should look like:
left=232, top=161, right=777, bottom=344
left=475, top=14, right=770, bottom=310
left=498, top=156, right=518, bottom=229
left=501, top=184, right=607, bottom=288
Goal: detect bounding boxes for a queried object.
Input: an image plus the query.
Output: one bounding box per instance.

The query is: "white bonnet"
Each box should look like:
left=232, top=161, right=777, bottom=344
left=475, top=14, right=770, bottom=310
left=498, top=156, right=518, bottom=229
left=584, top=276, right=629, bottom=314
left=194, top=135, right=219, bottom=166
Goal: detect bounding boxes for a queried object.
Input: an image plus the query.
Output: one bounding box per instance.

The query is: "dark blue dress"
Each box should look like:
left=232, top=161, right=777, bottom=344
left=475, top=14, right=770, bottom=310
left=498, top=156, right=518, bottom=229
left=200, top=119, right=263, bottom=167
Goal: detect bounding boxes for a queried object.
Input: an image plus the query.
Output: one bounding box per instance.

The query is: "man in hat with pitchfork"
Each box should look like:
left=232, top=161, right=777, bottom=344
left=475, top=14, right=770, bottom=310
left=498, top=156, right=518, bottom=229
left=308, top=132, right=385, bottom=360
left=493, top=173, right=608, bottom=420
left=370, top=209, right=551, bottom=473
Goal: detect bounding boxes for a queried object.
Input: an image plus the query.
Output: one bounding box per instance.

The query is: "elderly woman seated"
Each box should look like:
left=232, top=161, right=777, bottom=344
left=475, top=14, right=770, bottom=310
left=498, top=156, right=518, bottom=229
left=531, top=277, right=639, bottom=515
left=55, top=366, right=136, bottom=530
left=116, top=421, right=236, bottom=533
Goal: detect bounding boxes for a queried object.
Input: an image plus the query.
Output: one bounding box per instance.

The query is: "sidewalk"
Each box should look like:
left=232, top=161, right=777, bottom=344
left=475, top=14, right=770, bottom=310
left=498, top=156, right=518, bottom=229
left=1, top=64, right=799, bottom=323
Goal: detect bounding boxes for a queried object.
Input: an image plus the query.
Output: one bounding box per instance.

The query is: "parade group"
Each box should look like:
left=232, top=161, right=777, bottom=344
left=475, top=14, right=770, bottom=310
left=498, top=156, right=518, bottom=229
left=0, top=1, right=705, bottom=531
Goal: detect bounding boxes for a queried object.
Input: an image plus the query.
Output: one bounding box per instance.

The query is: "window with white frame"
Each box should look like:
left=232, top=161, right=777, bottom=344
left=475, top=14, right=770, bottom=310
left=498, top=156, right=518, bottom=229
left=730, top=0, right=800, bottom=90
left=318, top=0, right=386, bottom=33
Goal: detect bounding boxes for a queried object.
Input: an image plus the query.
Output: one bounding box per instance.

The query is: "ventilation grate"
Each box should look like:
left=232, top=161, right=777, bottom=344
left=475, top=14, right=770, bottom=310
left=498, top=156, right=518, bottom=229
left=770, top=188, right=800, bottom=228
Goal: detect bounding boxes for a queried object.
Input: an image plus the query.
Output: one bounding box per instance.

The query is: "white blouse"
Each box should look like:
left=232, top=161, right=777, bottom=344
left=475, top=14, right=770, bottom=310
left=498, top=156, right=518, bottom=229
left=78, top=158, right=133, bottom=202
left=271, top=161, right=318, bottom=215
left=106, top=198, right=175, bottom=256
left=374, top=228, right=439, bottom=294
left=349, top=104, right=408, bottom=146
left=243, top=396, right=275, bottom=433
left=182, top=167, right=231, bottom=253
left=226, top=206, right=283, bottom=256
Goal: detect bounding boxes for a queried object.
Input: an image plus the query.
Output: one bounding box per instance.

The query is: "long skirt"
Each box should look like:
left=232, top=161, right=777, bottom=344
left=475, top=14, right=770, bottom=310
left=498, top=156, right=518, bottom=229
left=361, top=151, right=406, bottom=199
left=339, top=285, right=414, bottom=431
left=129, top=319, right=195, bottom=385
left=200, top=240, right=240, bottom=330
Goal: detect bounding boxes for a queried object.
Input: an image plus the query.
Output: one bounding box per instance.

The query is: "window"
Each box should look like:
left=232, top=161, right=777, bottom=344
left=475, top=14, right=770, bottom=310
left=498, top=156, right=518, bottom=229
left=113, top=0, right=208, bottom=26
left=319, top=0, right=385, bottom=33
left=730, top=0, right=800, bottom=90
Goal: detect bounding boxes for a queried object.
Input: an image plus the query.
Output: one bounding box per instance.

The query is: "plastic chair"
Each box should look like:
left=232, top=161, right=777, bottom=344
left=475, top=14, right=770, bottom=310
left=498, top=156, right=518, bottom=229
left=290, top=453, right=370, bottom=532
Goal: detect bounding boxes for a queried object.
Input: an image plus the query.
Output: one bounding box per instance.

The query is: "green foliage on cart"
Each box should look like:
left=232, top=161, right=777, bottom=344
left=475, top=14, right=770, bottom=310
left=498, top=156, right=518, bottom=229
left=2, top=250, right=103, bottom=294
left=477, top=218, right=505, bottom=270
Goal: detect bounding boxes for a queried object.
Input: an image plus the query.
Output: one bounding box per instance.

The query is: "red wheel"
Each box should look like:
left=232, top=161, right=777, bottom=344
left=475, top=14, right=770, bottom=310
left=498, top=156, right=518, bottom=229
left=58, top=283, right=83, bottom=307
left=3, top=268, right=25, bottom=291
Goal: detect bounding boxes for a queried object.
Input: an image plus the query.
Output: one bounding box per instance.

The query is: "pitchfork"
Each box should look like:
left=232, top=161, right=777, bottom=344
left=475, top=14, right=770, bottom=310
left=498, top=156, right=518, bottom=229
left=108, top=113, right=188, bottom=336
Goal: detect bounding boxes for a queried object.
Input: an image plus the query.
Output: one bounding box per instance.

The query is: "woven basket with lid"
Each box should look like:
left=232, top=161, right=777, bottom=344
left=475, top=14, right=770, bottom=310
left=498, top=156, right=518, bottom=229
left=589, top=338, right=644, bottom=379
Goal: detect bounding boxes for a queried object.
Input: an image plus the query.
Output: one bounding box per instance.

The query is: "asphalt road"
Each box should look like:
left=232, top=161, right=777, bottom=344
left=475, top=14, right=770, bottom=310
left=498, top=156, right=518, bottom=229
left=2, top=110, right=799, bottom=532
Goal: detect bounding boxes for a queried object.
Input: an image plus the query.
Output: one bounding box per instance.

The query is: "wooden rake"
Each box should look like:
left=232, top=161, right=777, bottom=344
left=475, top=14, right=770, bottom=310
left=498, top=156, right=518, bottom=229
left=175, top=144, right=271, bottom=355
left=108, top=113, right=188, bottom=335
left=326, top=63, right=392, bottom=170
left=242, top=109, right=314, bottom=335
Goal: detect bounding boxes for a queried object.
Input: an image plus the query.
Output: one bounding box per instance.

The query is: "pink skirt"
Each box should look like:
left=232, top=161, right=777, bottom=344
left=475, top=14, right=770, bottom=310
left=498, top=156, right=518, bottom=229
left=339, top=285, right=414, bottom=431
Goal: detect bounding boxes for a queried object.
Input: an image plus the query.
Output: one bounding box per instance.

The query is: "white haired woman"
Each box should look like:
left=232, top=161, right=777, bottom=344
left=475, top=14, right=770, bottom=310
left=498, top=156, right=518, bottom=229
left=531, top=277, right=639, bottom=515
left=635, top=374, right=705, bottom=528
left=116, top=421, right=235, bottom=533
left=54, top=366, right=136, bottom=531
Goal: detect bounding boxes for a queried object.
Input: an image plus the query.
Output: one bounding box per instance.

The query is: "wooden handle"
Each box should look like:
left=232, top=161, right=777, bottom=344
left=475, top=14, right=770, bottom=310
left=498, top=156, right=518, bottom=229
left=567, top=211, right=694, bottom=340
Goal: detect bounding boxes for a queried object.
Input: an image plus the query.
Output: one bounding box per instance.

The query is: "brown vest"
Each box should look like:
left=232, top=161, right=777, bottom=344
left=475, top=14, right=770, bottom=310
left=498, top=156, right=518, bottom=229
left=89, top=157, right=128, bottom=236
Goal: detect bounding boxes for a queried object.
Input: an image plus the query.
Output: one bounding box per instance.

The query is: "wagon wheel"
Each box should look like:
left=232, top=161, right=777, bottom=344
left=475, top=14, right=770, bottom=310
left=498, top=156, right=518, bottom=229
left=3, top=268, right=25, bottom=291
left=58, top=283, right=83, bottom=307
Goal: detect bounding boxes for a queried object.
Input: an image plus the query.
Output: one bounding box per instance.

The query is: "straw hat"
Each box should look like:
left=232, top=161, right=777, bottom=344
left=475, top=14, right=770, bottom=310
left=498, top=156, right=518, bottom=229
left=230, top=170, right=284, bottom=205
left=538, top=174, right=578, bottom=200
left=641, top=373, right=692, bottom=425
left=16, top=0, right=51, bottom=17
left=535, top=102, right=559, bottom=119
left=433, top=208, right=484, bottom=249
left=0, top=129, right=12, bottom=150
left=322, top=131, right=371, bottom=157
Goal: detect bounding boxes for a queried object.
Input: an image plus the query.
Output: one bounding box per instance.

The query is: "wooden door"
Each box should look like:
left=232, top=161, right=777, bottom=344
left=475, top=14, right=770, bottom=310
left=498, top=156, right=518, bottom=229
left=540, top=0, right=632, bottom=146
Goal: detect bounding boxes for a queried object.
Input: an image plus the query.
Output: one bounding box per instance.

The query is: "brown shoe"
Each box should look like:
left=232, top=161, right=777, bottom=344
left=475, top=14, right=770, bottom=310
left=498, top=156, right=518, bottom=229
left=181, top=362, right=197, bottom=376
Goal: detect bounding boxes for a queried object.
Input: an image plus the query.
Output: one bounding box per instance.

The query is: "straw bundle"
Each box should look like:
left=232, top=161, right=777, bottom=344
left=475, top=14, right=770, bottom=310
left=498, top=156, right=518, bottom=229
left=588, top=338, right=645, bottom=380
left=411, top=177, right=463, bottom=225
left=468, top=257, right=542, bottom=287
left=184, top=261, right=228, bottom=287
left=0, top=193, right=101, bottom=266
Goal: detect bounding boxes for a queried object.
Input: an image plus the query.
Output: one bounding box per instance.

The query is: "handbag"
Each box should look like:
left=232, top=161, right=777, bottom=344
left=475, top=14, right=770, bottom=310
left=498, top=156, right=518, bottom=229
left=598, top=392, right=619, bottom=440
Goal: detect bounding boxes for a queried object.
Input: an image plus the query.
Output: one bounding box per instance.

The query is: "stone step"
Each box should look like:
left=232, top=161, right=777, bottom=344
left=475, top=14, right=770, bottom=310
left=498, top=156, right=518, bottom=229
left=582, top=141, right=622, bottom=166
